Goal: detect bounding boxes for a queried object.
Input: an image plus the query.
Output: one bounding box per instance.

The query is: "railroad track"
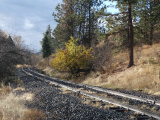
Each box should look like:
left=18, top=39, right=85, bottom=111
left=22, top=67, right=160, bottom=120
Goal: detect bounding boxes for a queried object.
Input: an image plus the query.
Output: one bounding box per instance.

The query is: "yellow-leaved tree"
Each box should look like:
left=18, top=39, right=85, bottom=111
left=50, top=36, right=93, bottom=77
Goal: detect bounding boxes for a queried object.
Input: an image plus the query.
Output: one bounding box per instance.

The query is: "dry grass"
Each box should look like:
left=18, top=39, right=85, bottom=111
left=36, top=58, right=51, bottom=70
left=0, top=85, right=46, bottom=120
left=16, top=64, right=30, bottom=68
left=83, top=43, right=160, bottom=94
left=43, top=67, right=69, bottom=79
left=105, top=64, right=159, bottom=90
left=22, top=109, right=46, bottom=120
left=43, top=67, right=53, bottom=75
left=36, top=58, right=70, bottom=80
left=0, top=83, right=12, bottom=96
left=0, top=111, right=3, bottom=120
left=0, top=93, right=28, bottom=120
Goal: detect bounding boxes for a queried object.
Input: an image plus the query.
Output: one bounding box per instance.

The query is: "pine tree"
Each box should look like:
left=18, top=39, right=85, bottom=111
left=127, top=0, right=135, bottom=67
left=42, top=33, right=51, bottom=58
left=46, top=25, right=56, bottom=53
left=52, top=0, right=104, bottom=48
left=101, top=0, right=138, bottom=67
left=134, top=0, right=160, bottom=45
left=46, top=25, right=52, bottom=43
left=52, top=0, right=76, bottom=43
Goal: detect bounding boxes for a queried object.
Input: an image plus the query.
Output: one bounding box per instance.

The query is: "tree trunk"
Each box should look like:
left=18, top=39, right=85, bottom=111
left=88, top=0, right=91, bottom=47
left=149, top=1, right=153, bottom=45
left=144, top=9, right=148, bottom=43
left=128, top=1, right=134, bottom=68
left=71, top=0, right=74, bottom=37
left=150, top=23, right=153, bottom=45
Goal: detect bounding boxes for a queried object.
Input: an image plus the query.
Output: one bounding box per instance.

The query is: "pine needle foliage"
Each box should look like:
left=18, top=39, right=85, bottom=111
left=42, top=33, right=51, bottom=58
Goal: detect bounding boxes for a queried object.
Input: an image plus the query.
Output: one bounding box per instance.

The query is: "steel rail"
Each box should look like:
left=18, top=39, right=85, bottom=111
left=22, top=67, right=160, bottom=119
left=26, top=67, right=160, bottom=106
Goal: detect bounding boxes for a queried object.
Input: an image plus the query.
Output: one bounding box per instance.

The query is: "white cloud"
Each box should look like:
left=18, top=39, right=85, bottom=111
left=0, top=0, right=62, bottom=52
left=24, top=19, right=34, bottom=29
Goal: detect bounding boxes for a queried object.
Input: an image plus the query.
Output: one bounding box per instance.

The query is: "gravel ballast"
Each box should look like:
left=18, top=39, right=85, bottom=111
left=14, top=68, right=133, bottom=120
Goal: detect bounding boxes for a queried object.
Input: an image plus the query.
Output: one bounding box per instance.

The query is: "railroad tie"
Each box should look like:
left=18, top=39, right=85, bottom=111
left=136, top=114, right=150, bottom=120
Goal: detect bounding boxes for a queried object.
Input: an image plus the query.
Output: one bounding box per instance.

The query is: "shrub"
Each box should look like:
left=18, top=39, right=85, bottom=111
left=92, top=41, right=112, bottom=73
left=51, top=37, right=93, bottom=77
left=0, top=29, right=31, bottom=81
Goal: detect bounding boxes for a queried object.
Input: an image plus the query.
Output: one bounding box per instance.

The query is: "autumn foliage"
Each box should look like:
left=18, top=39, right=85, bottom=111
left=51, top=37, right=93, bottom=76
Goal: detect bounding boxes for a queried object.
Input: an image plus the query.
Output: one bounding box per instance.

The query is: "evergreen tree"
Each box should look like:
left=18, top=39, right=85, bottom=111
left=101, top=0, right=138, bottom=67
left=134, top=0, right=160, bottom=45
left=127, top=0, right=136, bottom=67
left=102, top=0, right=159, bottom=67
left=46, top=25, right=56, bottom=53
left=42, top=32, right=51, bottom=58
left=46, top=25, right=52, bottom=44
left=52, top=0, right=104, bottom=47
left=52, top=1, right=76, bottom=44
left=52, top=24, right=66, bottom=50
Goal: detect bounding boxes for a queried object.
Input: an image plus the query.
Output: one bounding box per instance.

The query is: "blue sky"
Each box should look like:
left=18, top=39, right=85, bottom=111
left=0, top=0, right=118, bottom=52
left=0, top=0, right=62, bottom=52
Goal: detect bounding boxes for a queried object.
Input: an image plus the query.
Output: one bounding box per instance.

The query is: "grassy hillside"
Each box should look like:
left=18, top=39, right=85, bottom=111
left=83, top=43, right=160, bottom=94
